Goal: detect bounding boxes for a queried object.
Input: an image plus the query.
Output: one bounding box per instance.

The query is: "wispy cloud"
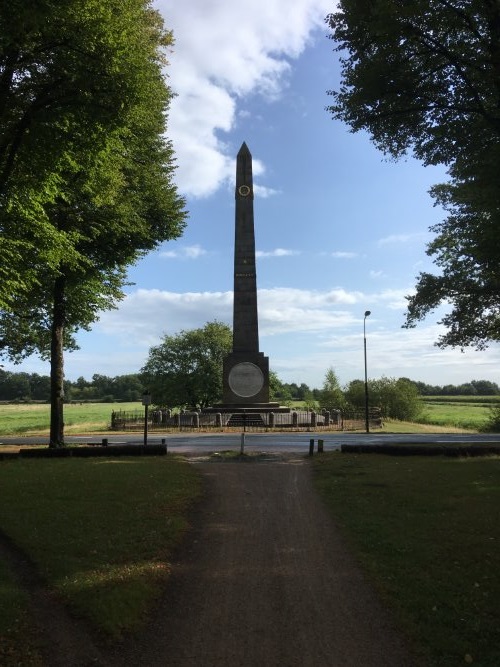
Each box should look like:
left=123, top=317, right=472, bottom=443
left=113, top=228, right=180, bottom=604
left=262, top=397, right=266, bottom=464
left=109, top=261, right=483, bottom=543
left=160, top=244, right=208, bottom=260
left=256, top=248, right=300, bottom=258
left=369, top=270, right=386, bottom=279
left=377, top=232, right=427, bottom=246
left=330, top=251, right=358, bottom=259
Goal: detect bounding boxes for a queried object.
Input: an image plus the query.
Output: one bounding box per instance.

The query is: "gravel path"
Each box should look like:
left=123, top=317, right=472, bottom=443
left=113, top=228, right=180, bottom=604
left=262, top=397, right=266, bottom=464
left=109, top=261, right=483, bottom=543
left=109, top=455, right=418, bottom=666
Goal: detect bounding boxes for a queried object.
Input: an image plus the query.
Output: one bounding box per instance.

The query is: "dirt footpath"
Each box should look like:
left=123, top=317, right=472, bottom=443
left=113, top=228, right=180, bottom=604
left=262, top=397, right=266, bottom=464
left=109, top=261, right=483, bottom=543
left=110, top=455, right=417, bottom=666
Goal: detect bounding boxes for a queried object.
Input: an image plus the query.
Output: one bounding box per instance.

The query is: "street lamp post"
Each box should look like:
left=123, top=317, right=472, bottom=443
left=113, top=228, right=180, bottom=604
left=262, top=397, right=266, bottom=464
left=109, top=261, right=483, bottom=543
left=364, top=311, right=371, bottom=434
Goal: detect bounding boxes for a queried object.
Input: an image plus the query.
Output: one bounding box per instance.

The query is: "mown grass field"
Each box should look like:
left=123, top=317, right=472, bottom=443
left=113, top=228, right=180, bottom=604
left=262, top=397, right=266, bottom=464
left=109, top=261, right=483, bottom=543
left=0, top=456, right=202, bottom=663
left=420, top=395, right=500, bottom=430
left=0, top=402, right=141, bottom=435
left=314, top=452, right=500, bottom=666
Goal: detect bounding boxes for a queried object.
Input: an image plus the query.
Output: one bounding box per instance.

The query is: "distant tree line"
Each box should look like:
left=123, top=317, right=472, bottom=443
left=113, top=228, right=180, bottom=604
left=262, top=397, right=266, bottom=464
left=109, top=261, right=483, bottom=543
left=0, top=371, right=144, bottom=403
left=1, top=367, right=498, bottom=406
left=412, top=380, right=500, bottom=396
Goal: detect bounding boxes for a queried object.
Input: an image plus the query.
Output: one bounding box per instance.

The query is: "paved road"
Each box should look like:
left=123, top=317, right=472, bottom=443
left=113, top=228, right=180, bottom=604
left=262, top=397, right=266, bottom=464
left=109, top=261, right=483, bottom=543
left=2, top=431, right=499, bottom=454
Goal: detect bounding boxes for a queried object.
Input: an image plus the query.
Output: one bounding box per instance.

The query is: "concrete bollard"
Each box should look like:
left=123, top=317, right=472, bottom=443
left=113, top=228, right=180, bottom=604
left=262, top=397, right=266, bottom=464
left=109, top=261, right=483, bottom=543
left=318, top=439, right=324, bottom=453
left=161, top=437, right=167, bottom=454
left=309, top=438, right=314, bottom=456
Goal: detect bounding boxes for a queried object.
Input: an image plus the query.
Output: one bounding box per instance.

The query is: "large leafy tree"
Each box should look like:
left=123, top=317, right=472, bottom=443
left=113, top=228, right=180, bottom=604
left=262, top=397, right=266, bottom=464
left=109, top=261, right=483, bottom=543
left=326, top=0, right=500, bottom=349
left=140, top=322, right=232, bottom=410
left=0, top=1, right=186, bottom=445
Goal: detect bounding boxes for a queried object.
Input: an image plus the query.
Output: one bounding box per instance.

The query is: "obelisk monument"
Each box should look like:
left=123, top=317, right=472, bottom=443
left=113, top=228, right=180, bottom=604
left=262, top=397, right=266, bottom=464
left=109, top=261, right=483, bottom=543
left=222, top=142, right=271, bottom=405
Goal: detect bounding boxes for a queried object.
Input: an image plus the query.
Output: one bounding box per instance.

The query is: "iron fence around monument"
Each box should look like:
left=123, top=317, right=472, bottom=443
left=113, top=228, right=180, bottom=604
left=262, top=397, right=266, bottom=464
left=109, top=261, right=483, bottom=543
left=110, top=408, right=382, bottom=433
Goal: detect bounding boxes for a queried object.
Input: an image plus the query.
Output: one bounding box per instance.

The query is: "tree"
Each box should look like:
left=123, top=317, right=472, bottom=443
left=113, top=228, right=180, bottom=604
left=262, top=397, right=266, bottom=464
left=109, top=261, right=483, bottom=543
left=269, top=371, right=293, bottom=404
left=319, top=367, right=345, bottom=412
left=343, top=379, right=365, bottom=408
left=370, top=377, right=423, bottom=421
left=140, top=322, right=232, bottom=410
left=326, top=0, right=500, bottom=349
left=344, top=376, right=422, bottom=420
left=0, top=1, right=186, bottom=445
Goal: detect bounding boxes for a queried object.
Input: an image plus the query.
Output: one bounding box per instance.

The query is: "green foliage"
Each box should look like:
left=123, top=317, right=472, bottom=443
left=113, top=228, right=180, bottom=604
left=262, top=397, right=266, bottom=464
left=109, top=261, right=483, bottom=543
left=269, top=371, right=293, bottom=404
left=480, top=405, right=500, bottom=433
left=327, top=0, right=499, bottom=167
left=344, top=376, right=423, bottom=421
left=141, top=321, right=232, bottom=409
left=415, top=379, right=500, bottom=396
left=343, top=378, right=365, bottom=408
left=370, top=376, right=423, bottom=421
left=0, top=370, right=144, bottom=402
left=326, top=0, right=500, bottom=350
left=404, top=168, right=500, bottom=349
left=319, top=366, right=345, bottom=412
left=0, top=1, right=186, bottom=444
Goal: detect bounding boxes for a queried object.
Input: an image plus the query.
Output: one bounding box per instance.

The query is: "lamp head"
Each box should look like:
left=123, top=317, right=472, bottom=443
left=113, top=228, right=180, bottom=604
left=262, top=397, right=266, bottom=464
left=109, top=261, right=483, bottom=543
left=364, top=310, right=371, bottom=317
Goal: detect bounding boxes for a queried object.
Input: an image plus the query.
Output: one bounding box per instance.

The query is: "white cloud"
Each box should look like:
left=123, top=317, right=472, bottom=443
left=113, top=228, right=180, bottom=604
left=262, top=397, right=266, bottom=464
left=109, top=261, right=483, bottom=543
left=377, top=232, right=428, bottom=246
left=14, top=286, right=500, bottom=387
left=160, top=244, right=208, bottom=259
left=330, top=251, right=358, bottom=259
left=156, top=0, right=332, bottom=196
left=256, top=248, right=300, bottom=258
left=96, top=286, right=366, bottom=344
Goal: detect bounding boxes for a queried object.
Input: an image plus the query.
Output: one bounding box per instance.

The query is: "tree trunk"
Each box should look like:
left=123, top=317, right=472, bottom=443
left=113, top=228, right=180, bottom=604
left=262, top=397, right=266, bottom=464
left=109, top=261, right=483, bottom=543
left=49, top=275, right=66, bottom=447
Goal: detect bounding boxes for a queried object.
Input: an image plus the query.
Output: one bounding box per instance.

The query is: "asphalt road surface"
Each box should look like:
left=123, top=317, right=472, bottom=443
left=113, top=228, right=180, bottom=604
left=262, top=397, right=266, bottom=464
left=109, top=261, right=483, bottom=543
left=2, top=431, right=500, bottom=454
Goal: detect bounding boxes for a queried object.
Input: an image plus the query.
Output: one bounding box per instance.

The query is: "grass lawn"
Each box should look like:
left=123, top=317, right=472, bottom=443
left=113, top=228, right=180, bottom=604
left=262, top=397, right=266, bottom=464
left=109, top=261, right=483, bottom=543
left=314, top=452, right=500, bottom=667
left=0, top=456, right=201, bottom=653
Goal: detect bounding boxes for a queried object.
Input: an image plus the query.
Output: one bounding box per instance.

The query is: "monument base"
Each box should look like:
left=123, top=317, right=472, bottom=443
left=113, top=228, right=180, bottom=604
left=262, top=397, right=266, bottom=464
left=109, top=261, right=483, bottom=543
left=204, top=403, right=290, bottom=414
left=202, top=403, right=290, bottom=428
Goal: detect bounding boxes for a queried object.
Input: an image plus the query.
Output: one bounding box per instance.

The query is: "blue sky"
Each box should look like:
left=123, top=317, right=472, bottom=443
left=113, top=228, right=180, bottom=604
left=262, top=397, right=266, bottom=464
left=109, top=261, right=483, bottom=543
left=7, top=0, right=500, bottom=388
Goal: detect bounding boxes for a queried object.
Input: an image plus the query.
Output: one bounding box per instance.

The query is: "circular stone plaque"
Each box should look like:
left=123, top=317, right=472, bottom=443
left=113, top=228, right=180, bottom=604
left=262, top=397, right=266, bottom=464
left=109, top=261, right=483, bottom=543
left=228, top=362, right=264, bottom=398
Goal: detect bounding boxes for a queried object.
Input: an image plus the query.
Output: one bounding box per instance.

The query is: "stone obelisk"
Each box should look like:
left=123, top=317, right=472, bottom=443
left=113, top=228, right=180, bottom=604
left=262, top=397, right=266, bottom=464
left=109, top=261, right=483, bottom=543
left=222, top=142, right=271, bottom=405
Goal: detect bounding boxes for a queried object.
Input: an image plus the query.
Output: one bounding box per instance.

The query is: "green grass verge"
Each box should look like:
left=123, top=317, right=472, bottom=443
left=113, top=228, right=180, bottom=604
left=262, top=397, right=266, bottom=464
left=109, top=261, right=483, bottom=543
left=0, top=457, right=201, bottom=638
left=313, top=453, right=500, bottom=666
left=379, top=419, right=474, bottom=434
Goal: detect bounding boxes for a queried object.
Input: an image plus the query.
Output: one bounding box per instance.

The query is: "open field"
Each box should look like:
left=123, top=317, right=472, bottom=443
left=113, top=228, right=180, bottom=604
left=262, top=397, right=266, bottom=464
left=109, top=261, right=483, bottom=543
left=0, top=399, right=496, bottom=436
left=0, top=402, right=141, bottom=435
left=423, top=395, right=500, bottom=404
left=314, top=452, right=500, bottom=666
left=0, top=456, right=201, bottom=663
left=420, top=397, right=497, bottom=430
